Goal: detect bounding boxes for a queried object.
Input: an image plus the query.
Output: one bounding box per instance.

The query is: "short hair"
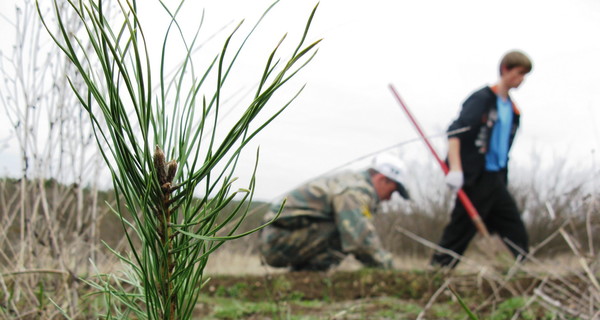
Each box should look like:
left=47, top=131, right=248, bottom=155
left=499, top=50, right=532, bottom=75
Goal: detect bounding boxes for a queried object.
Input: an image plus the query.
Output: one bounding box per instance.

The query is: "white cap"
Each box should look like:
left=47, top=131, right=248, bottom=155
left=371, top=155, right=410, bottom=199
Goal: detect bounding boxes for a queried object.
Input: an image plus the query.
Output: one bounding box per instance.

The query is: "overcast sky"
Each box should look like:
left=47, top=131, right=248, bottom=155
left=1, top=0, right=599, bottom=201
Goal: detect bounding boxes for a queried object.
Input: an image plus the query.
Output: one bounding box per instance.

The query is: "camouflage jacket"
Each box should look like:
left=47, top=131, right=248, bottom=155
left=266, top=170, right=392, bottom=268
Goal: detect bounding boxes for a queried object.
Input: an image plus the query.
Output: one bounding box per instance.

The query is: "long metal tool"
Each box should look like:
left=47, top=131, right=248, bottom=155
left=388, top=84, right=490, bottom=237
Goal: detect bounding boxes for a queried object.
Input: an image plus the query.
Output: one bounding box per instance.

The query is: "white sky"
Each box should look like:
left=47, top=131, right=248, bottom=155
left=1, top=0, right=599, bottom=201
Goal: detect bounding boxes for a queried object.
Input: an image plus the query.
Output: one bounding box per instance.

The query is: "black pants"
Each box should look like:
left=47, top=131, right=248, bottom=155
left=431, top=171, right=529, bottom=268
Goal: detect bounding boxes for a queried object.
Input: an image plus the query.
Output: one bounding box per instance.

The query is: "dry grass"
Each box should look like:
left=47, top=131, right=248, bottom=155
left=202, top=249, right=583, bottom=277
left=203, top=250, right=283, bottom=276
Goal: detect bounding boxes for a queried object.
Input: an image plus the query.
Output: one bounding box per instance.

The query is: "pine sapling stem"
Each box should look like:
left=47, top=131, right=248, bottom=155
left=154, top=145, right=178, bottom=319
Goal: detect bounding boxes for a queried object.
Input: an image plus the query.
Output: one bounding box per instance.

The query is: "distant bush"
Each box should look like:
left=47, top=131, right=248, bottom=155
left=374, top=158, right=599, bottom=258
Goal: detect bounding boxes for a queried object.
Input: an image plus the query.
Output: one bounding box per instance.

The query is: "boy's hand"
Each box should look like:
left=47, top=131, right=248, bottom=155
left=445, top=171, right=464, bottom=191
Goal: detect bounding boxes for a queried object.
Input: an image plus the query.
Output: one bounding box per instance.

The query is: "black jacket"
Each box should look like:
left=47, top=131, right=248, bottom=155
left=447, top=86, right=520, bottom=186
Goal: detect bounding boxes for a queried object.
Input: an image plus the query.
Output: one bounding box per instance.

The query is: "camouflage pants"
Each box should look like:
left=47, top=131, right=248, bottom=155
left=259, top=217, right=345, bottom=271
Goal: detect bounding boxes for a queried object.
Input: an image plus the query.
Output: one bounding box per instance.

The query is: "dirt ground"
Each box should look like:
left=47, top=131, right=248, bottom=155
left=195, top=252, right=592, bottom=319
left=194, top=268, right=583, bottom=319
left=200, top=267, right=548, bottom=301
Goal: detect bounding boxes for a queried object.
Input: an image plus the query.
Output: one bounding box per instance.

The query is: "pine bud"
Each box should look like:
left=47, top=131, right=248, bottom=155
left=166, top=160, right=177, bottom=183
left=154, top=145, right=167, bottom=185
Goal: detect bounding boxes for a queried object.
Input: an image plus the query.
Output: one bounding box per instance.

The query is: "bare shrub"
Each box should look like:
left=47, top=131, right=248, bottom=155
left=382, top=155, right=600, bottom=319
left=374, top=155, right=599, bottom=261
left=0, top=1, right=112, bottom=318
left=510, top=158, right=599, bottom=257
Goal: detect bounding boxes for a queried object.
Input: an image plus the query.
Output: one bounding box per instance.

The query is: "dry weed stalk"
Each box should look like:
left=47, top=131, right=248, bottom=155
left=399, top=190, right=599, bottom=319
left=520, top=193, right=599, bottom=319
left=0, top=1, right=110, bottom=318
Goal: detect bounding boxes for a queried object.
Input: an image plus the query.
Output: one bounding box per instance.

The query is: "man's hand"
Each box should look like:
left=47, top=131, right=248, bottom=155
left=445, top=170, right=464, bottom=191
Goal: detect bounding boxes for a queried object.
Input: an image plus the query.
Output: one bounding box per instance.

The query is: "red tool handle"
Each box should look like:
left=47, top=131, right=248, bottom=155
left=389, top=84, right=490, bottom=237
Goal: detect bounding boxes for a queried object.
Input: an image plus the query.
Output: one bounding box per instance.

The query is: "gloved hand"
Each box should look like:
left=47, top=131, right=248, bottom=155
left=445, top=170, right=464, bottom=191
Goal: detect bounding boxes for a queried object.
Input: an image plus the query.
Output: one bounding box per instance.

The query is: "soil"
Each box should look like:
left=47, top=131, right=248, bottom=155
left=193, top=268, right=593, bottom=319
left=201, top=269, right=543, bottom=302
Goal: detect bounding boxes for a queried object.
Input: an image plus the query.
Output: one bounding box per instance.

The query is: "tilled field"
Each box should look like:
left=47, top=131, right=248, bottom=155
left=194, top=269, right=591, bottom=319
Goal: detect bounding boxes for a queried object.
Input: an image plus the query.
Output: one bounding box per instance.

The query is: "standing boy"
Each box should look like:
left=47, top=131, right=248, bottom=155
left=431, top=50, right=533, bottom=268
